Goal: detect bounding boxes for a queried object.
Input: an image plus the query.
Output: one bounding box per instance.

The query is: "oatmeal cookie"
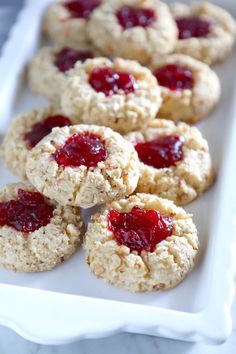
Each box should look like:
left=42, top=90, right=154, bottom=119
left=43, top=0, right=102, bottom=48
left=88, top=0, right=177, bottom=63
left=170, top=2, right=236, bottom=65
left=84, top=193, right=199, bottom=292
left=151, top=54, right=220, bottom=123
left=61, top=57, right=162, bottom=133
left=26, top=124, right=139, bottom=208
left=0, top=182, right=83, bottom=272
left=0, top=106, right=76, bottom=181
left=28, top=45, right=99, bottom=103
left=125, top=119, right=214, bottom=205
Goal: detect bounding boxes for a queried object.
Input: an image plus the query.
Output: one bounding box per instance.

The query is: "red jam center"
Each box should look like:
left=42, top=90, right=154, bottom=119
left=154, top=64, right=194, bottom=91
left=108, top=206, right=173, bottom=253
left=54, top=48, right=94, bottom=72
left=135, top=135, right=184, bottom=169
left=176, top=16, right=212, bottom=39
left=53, top=132, right=107, bottom=168
left=24, top=115, right=72, bottom=149
left=63, top=0, right=101, bottom=19
left=0, top=189, right=54, bottom=233
left=89, top=67, right=137, bottom=96
left=116, top=6, right=156, bottom=29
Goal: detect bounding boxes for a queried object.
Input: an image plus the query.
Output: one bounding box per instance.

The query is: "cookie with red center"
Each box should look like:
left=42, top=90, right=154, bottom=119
left=83, top=193, right=199, bottom=292
left=170, top=2, right=236, bottom=65
left=150, top=54, right=220, bottom=123
left=26, top=124, right=139, bottom=208
left=28, top=46, right=99, bottom=103
left=125, top=119, right=214, bottom=205
left=0, top=183, right=83, bottom=272
left=0, top=106, right=76, bottom=181
left=43, top=0, right=102, bottom=49
left=88, top=0, right=177, bottom=63
left=61, top=57, right=162, bottom=133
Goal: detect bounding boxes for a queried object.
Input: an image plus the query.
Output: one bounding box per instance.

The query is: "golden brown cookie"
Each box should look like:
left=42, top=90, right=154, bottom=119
left=26, top=124, right=139, bottom=208
left=28, top=45, right=99, bottom=102
left=84, top=193, right=199, bottom=292
left=125, top=119, right=214, bottom=205
left=61, top=57, right=162, bottom=133
left=43, top=0, right=103, bottom=48
left=151, top=54, right=220, bottom=123
left=88, top=0, right=177, bottom=63
left=0, top=106, right=76, bottom=180
left=0, top=182, right=83, bottom=272
left=170, top=2, right=236, bottom=65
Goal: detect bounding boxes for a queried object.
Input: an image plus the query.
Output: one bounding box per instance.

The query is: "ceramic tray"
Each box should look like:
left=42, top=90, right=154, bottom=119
left=0, top=0, right=236, bottom=345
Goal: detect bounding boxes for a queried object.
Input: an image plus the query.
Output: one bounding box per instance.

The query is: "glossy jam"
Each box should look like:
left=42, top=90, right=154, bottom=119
left=0, top=189, right=54, bottom=233
left=176, top=16, right=212, bottom=40
left=108, top=206, right=173, bottom=253
left=116, top=6, right=156, bottom=29
left=63, top=0, right=101, bottom=19
left=89, top=67, right=137, bottom=96
left=24, top=115, right=72, bottom=148
left=53, top=132, right=107, bottom=168
left=135, top=135, right=184, bottom=169
left=54, top=48, right=94, bottom=72
left=154, top=64, right=194, bottom=91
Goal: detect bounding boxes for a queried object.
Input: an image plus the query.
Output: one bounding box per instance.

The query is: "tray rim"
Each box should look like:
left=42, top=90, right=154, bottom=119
left=0, top=0, right=236, bottom=345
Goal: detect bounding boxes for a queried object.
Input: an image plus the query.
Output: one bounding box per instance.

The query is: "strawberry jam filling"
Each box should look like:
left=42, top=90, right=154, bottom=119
left=108, top=206, right=173, bottom=253
left=135, top=135, right=184, bottom=169
left=53, top=132, right=107, bottom=168
left=63, top=0, right=101, bottom=19
left=0, top=189, right=54, bottom=233
left=154, top=64, right=194, bottom=91
left=176, top=16, right=212, bottom=40
left=116, top=6, right=156, bottom=29
left=54, top=48, right=94, bottom=72
left=24, top=115, right=72, bottom=149
left=89, top=67, right=137, bottom=96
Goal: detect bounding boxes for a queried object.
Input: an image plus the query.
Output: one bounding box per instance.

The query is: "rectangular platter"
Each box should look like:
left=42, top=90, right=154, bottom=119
left=0, top=0, right=236, bottom=345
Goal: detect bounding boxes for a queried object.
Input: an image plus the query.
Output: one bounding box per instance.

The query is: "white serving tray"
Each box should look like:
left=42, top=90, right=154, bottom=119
left=0, top=0, right=236, bottom=346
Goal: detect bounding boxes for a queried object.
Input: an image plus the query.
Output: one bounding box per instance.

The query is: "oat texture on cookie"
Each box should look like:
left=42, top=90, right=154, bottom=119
left=125, top=119, right=214, bottom=205
left=61, top=57, right=162, bottom=133
left=84, top=193, right=199, bottom=292
left=0, top=106, right=75, bottom=181
left=26, top=124, right=139, bottom=208
left=88, top=0, right=177, bottom=63
left=43, top=0, right=102, bottom=48
left=170, top=2, right=236, bottom=65
left=0, top=182, right=84, bottom=272
left=28, top=45, right=98, bottom=103
left=151, top=54, right=221, bottom=123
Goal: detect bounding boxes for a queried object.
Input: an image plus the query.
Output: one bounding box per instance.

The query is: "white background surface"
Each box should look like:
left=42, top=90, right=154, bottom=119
left=0, top=1, right=236, bottom=353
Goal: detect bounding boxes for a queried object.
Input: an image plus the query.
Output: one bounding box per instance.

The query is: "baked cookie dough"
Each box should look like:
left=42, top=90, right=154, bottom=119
left=125, top=119, right=214, bottom=205
left=0, top=182, right=83, bottom=272
left=170, top=2, right=236, bottom=65
left=151, top=54, right=220, bottom=123
left=43, top=0, right=102, bottom=48
left=26, top=124, right=139, bottom=208
left=84, top=193, right=199, bottom=292
left=61, top=57, right=162, bottom=133
left=88, top=0, right=177, bottom=63
left=0, top=106, right=76, bottom=181
left=28, top=45, right=98, bottom=102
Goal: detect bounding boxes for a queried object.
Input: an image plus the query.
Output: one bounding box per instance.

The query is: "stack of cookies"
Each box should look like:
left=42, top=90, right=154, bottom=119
left=0, top=0, right=235, bottom=292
